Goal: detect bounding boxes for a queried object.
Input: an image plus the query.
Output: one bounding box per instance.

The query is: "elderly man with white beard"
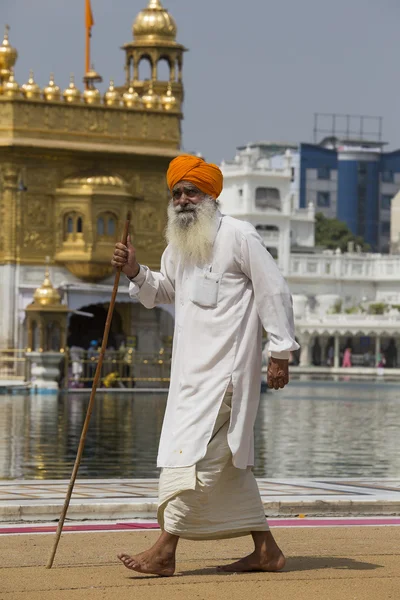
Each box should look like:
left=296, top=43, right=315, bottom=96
left=111, top=154, right=299, bottom=577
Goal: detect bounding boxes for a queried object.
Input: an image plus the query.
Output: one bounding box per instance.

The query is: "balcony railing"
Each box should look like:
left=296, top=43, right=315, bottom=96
left=289, top=253, right=400, bottom=280
left=0, top=349, right=172, bottom=389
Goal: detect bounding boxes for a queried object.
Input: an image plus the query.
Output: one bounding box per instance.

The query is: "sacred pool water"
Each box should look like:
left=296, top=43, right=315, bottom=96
left=1, top=380, right=399, bottom=480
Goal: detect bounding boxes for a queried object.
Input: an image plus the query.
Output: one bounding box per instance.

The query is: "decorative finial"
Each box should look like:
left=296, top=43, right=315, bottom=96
left=45, top=255, right=50, bottom=278
left=148, top=0, right=163, bottom=8
left=63, top=74, right=81, bottom=103
left=161, top=81, right=177, bottom=111
left=104, top=78, right=121, bottom=107
left=4, top=24, right=10, bottom=40
left=21, top=69, right=42, bottom=100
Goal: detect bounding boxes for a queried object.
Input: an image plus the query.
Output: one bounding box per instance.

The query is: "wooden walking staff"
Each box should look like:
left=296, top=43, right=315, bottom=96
left=46, top=215, right=131, bottom=569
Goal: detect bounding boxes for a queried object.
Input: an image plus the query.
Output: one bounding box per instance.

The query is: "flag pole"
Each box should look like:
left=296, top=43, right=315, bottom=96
left=46, top=215, right=131, bottom=569
left=85, top=0, right=94, bottom=89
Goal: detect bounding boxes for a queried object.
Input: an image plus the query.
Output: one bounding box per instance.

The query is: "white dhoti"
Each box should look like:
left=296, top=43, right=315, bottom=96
left=157, top=393, right=269, bottom=540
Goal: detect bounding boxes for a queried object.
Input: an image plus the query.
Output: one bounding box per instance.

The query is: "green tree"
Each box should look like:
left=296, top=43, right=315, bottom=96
left=315, top=213, right=370, bottom=252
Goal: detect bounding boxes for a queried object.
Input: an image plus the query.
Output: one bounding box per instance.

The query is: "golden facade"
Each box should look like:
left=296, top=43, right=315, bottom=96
left=0, top=0, right=186, bottom=280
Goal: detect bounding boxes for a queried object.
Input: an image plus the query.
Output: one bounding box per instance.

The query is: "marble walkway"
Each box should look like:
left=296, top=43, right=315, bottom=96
left=1, top=478, right=400, bottom=523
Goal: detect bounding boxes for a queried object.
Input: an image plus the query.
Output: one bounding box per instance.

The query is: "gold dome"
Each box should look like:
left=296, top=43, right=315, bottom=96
left=2, top=69, right=21, bottom=98
left=63, top=172, right=128, bottom=190
left=122, top=85, right=143, bottom=108
left=133, top=0, right=177, bottom=42
left=104, top=79, right=120, bottom=106
left=63, top=74, right=81, bottom=104
left=142, top=82, right=160, bottom=109
left=33, top=267, right=62, bottom=307
left=0, top=25, right=18, bottom=79
left=161, top=82, right=176, bottom=111
left=43, top=73, right=61, bottom=101
left=21, top=70, right=42, bottom=100
left=83, top=86, right=101, bottom=105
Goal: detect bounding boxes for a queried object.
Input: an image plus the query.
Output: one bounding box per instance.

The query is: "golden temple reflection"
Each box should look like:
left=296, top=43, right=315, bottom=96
left=21, top=69, right=42, bottom=100
left=63, top=74, right=81, bottom=103
left=104, top=79, right=120, bottom=106
left=122, top=84, right=142, bottom=108
left=161, top=82, right=176, bottom=111
left=142, top=82, right=160, bottom=109
left=43, top=73, right=61, bottom=101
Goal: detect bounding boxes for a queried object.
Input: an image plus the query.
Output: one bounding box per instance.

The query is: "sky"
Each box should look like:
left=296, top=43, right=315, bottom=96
left=2, top=0, right=400, bottom=164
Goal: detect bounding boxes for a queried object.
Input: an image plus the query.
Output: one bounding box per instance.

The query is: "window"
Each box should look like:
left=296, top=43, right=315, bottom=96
left=382, top=170, right=394, bottom=183
left=108, top=217, right=116, bottom=236
left=381, top=195, right=392, bottom=210
left=317, top=166, right=330, bottom=180
left=317, top=191, right=331, bottom=207
left=238, top=188, right=243, bottom=197
left=255, top=187, right=281, bottom=210
left=64, top=212, right=84, bottom=241
left=381, top=221, right=390, bottom=235
left=97, top=217, right=105, bottom=235
left=97, top=212, right=118, bottom=240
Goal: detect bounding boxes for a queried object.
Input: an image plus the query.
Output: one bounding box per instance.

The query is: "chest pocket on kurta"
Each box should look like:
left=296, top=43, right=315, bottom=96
left=189, top=267, right=222, bottom=308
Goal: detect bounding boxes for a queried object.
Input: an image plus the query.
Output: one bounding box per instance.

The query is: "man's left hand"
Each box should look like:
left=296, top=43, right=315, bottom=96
left=267, top=357, right=289, bottom=390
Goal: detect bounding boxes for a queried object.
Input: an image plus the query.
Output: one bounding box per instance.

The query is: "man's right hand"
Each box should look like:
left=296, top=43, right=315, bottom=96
left=111, top=235, right=140, bottom=279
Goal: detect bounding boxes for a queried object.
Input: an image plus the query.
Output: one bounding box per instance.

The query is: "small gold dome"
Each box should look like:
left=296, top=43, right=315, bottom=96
left=122, top=85, right=143, bottom=108
left=33, top=267, right=62, bottom=307
left=161, top=82, right=176, bottom=111
left=63, top=74, right=81, bottom=104
left=0, top=25, right=18, bottom=79
left=2, top=69, right=21, bottom=98
left=43, top=73, right=61, bottom=101
left=21, top=69, right=42, bottom=100
left=142, top=82, right=160, bottom=109
left=83, top=86, right=101, bottom=105
left=104, top=79, right=120, bottom=106
left=133, top=0, right=177, bottom=42
left=63, top=172, right=128, bottom=190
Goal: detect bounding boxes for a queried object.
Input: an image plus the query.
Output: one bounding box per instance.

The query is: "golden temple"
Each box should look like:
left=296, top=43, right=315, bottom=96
left=0, top=0, right=185, bottom=351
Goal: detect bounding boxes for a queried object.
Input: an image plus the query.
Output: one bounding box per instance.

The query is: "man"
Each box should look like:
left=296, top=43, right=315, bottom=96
left=111, top=154, right=299, bottom=576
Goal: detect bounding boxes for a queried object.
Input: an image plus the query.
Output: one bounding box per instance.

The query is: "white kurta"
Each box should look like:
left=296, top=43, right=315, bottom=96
left=129, top=213, right=299, bottom=470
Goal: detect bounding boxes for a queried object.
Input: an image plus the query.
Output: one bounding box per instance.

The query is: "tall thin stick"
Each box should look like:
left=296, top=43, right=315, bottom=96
left=46, top=217, right=131, bottom=569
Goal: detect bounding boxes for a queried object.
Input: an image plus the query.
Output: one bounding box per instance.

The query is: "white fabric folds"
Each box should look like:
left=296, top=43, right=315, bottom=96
left=157, top=393, right=269, bottom=540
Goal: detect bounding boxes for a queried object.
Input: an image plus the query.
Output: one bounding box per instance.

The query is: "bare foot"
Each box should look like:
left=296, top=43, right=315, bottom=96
left=117, top=548, right=175, bottom=577
left=217, top=549, right=286, bottom=573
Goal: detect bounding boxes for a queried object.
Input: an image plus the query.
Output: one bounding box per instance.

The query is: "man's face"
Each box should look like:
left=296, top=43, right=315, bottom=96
left=171, top=180, right=207, bottom=227
left=172, top=181, right=205, bottom=206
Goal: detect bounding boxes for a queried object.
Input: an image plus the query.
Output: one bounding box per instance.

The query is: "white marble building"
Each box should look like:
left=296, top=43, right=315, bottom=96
left=220, top=143, right=400, bottom=368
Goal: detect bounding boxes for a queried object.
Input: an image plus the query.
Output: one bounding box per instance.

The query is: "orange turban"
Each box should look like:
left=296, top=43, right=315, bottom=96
left=167, top=154, right=223, bottom=199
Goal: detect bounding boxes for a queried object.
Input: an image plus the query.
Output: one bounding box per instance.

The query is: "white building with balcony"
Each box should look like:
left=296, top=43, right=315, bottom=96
left=220, top=143, right=400, bottom=370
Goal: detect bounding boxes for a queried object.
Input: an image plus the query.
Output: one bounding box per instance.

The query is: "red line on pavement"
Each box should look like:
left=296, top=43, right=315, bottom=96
left=1, top=518, right=400, bottom=535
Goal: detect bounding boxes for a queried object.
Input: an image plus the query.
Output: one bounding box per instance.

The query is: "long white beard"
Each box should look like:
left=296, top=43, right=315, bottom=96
left=166, top=197, right=219, bottom=266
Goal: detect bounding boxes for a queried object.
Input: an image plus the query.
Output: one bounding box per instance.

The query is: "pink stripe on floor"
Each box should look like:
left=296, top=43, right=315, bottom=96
left=1, top=517, right=400, bottom=535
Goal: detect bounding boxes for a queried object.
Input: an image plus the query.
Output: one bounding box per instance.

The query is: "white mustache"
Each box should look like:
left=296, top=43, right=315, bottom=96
left=175, top=206, right=197, bottom=213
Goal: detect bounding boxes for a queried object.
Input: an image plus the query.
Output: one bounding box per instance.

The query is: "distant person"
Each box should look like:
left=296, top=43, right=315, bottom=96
left=342, top=347, right=352, bottom=368
left=86, top=340, right=99, bottom=385
left=112, top=154, right=298, bottom=576
left=70, top=345, right=84, bottom=387
left=327, top=345, right=334, bottom=367
left=377, top=353, right=386, bottom=368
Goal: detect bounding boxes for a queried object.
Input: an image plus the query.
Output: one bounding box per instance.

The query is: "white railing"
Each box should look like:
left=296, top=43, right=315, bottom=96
left=289, top=253, right=400, bottom=280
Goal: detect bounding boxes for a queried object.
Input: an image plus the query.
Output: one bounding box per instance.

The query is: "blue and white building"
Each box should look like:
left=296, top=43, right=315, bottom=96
left=299, top=138, right=400, bottom=252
